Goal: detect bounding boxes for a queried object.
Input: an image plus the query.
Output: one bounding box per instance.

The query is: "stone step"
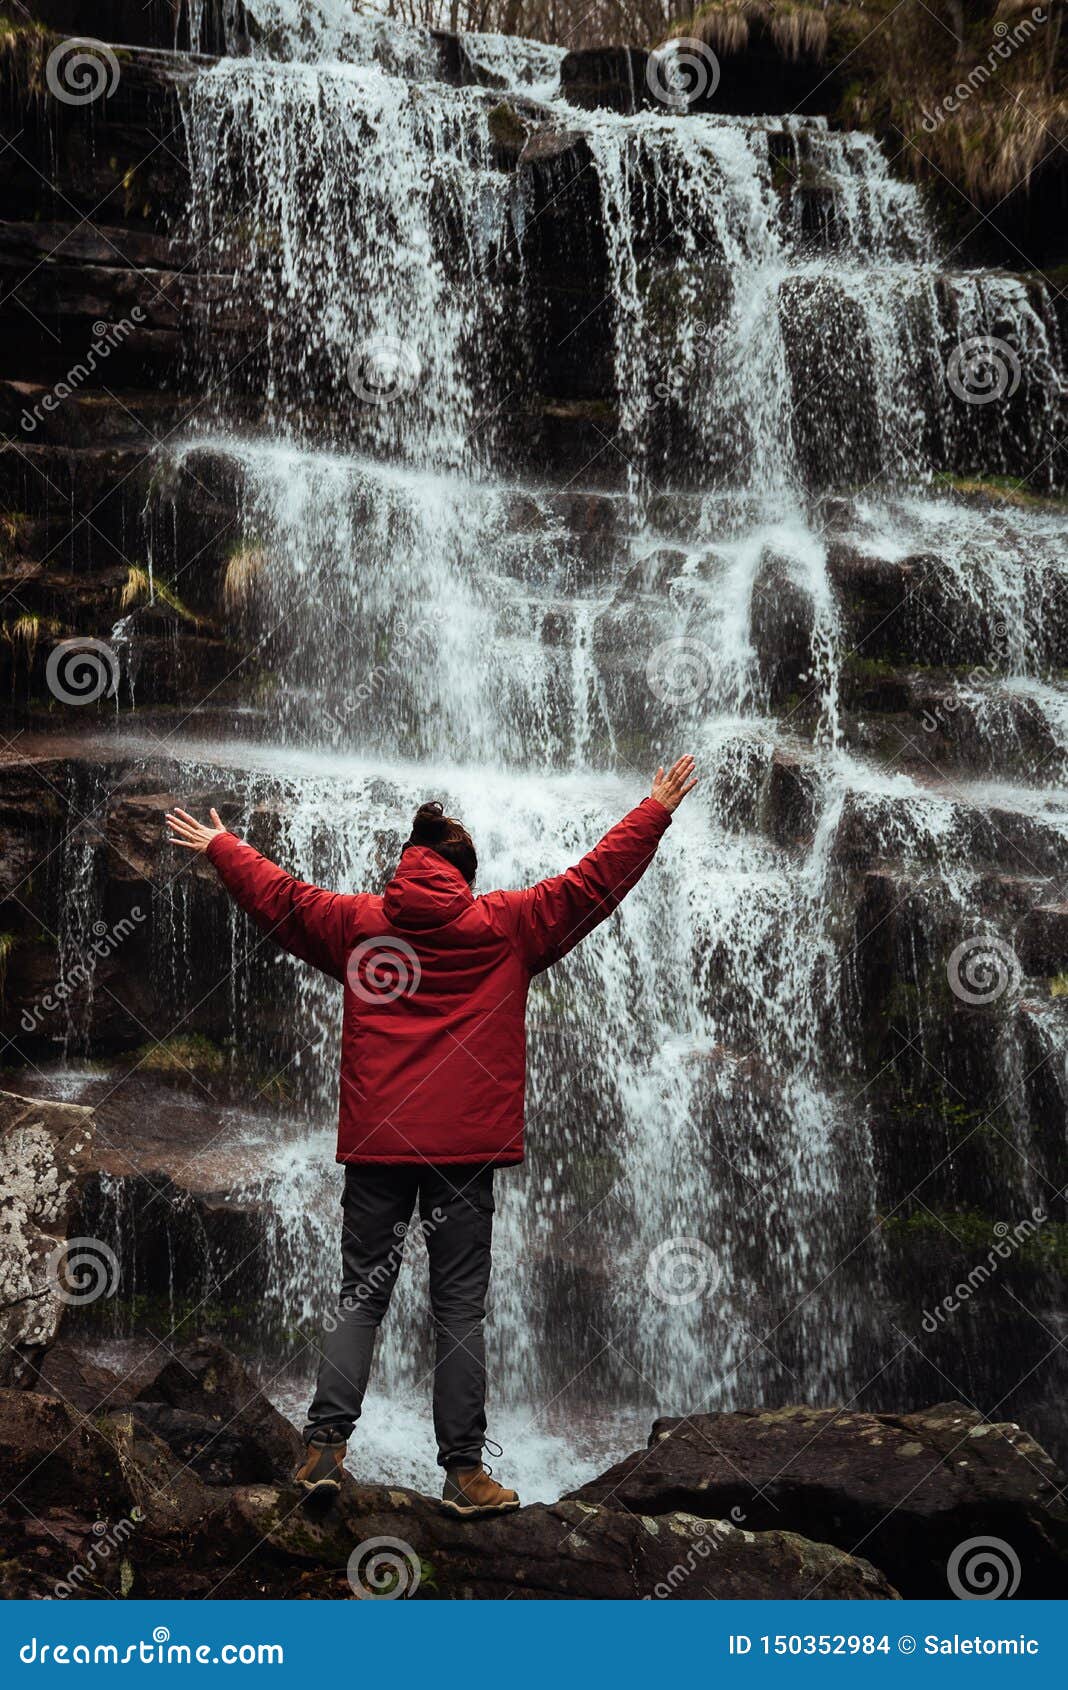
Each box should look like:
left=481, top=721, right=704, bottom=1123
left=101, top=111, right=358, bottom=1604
left=0, top=301, right=251, bottom=396
left=825, top=525, right=1068, bottom=672
left=832, top=780, right=1068, bottom=878
left=839, top=666, right=1068, bottom=784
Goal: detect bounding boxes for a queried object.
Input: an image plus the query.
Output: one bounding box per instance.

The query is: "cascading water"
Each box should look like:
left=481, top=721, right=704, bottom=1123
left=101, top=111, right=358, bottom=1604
left=60, top=1, right=1068, bottom=1487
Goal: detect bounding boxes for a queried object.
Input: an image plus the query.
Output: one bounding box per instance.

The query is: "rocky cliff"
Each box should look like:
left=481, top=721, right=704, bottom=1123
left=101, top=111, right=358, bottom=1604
left=4, top=1333, right=1067, bottom=1599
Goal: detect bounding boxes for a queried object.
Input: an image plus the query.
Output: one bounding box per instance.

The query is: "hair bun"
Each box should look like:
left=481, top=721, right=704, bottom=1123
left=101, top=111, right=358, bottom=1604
left=410, top=800, right=449, bottom=844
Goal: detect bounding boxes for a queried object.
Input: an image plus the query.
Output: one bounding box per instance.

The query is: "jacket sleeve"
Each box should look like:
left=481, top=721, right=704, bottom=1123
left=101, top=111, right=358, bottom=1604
left=486, top=797, right=672, bottom=974
left=205, top=833, right=358, bottom=982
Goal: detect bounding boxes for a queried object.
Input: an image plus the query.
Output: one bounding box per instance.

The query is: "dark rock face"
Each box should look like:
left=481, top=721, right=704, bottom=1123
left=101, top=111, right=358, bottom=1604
left=131, top=1338, right=304, bottom=1485
left=1018, top=903, right=1068, bottom=976
left=559, top=48, right=653, bottom=114
left=29, top=1342, right=132, bottom=1413
left=568, top=1403, right=1068, bottom=1599
left=0, top=1340, right=900, bottom=1599
left=24, top=3, right=230, bottom=54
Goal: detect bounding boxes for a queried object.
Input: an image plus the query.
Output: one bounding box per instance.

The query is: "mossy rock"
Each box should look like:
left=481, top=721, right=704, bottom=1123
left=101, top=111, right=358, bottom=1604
left=487, top=102, right=527, bottom=155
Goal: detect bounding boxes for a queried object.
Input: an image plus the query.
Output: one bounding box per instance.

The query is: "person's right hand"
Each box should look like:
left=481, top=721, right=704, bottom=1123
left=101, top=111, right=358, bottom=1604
left=650, top=755, right=698, bottom=813
left=166, top=807, right=229, bottom=853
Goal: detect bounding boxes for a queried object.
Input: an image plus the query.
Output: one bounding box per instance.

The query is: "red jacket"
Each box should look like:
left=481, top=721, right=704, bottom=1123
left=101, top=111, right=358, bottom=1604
left=206, top=797, right=672, bottom=1165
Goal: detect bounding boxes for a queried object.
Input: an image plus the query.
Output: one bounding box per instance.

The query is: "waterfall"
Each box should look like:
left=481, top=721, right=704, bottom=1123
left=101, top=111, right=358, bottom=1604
left=61, top=6, right=1067, bottom=1489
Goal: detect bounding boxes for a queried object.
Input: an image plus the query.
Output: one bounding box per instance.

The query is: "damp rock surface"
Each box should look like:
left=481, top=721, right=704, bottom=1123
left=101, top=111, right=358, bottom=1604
left=0, top=1340, right=900, bottom=1600
left=567, top=1403, right=1068, bottom=1599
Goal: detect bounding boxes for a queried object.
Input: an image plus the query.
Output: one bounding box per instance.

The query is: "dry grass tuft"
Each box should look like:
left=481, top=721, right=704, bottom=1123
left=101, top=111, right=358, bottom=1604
left=679, top=2, right=827, bottom=60
left=221, top=543, right=267, bottom=611
left=689, top=5, right=751, bottom=55
left=119, top=565, right=196, bottom=621
left=769, top=7, right=828, bottom=61
left=2, top=613, right=61, bottom=651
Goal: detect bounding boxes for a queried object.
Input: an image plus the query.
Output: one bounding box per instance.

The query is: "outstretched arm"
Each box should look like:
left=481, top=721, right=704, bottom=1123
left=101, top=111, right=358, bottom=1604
left=165, top=808, right=358, bottom=982
left=487, top=756, right=697, bottom=974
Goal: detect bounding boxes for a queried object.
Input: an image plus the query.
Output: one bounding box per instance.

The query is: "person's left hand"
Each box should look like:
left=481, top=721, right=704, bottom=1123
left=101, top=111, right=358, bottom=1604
left=166, top=807, right=229, bottom=853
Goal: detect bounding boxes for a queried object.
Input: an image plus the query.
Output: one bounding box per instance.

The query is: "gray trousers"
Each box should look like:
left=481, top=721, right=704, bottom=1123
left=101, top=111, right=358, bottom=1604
left=302, top=1162, right=495, bottom=1470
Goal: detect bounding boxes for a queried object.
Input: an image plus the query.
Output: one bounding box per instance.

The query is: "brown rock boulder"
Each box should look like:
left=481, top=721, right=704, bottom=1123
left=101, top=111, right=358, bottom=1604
left=566, top=1403, right=1068, bottom=1598
left=132, top=1339, right=304, bottom=1485
left=228, top=1480, right=897, bottom=1601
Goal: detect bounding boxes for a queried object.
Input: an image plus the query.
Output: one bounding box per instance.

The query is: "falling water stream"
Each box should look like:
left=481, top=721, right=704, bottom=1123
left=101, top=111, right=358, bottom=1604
left=49, top=1, right=1068, bottom=1492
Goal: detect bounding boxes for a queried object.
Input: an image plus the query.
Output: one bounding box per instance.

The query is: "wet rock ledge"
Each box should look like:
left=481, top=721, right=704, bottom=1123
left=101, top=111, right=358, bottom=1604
left=1, top=1331, right=1066, bottom=1600
left=2, top=1098, right=1068, bottom=1599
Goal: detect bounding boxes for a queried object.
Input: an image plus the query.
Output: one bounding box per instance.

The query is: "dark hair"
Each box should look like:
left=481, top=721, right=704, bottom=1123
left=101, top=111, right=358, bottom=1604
left=406, top=800, right=477, bottom=885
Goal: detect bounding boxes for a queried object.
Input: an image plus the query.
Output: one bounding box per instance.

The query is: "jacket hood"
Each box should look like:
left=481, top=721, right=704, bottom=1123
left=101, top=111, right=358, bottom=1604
left=382, top=845, right=475, bottom=931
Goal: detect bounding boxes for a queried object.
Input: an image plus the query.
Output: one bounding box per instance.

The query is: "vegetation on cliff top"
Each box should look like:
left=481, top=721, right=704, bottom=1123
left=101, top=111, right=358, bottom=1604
left=384, top=1, right=1065, bottom=209
left=673, top=1, right=1067, bottom=205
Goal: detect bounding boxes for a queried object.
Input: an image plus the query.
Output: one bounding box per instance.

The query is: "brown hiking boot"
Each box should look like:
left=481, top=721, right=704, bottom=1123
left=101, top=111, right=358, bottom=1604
left=441, top=1464, right=520, bottom=1516
left=294, top=1431, right=346, bottom=1494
